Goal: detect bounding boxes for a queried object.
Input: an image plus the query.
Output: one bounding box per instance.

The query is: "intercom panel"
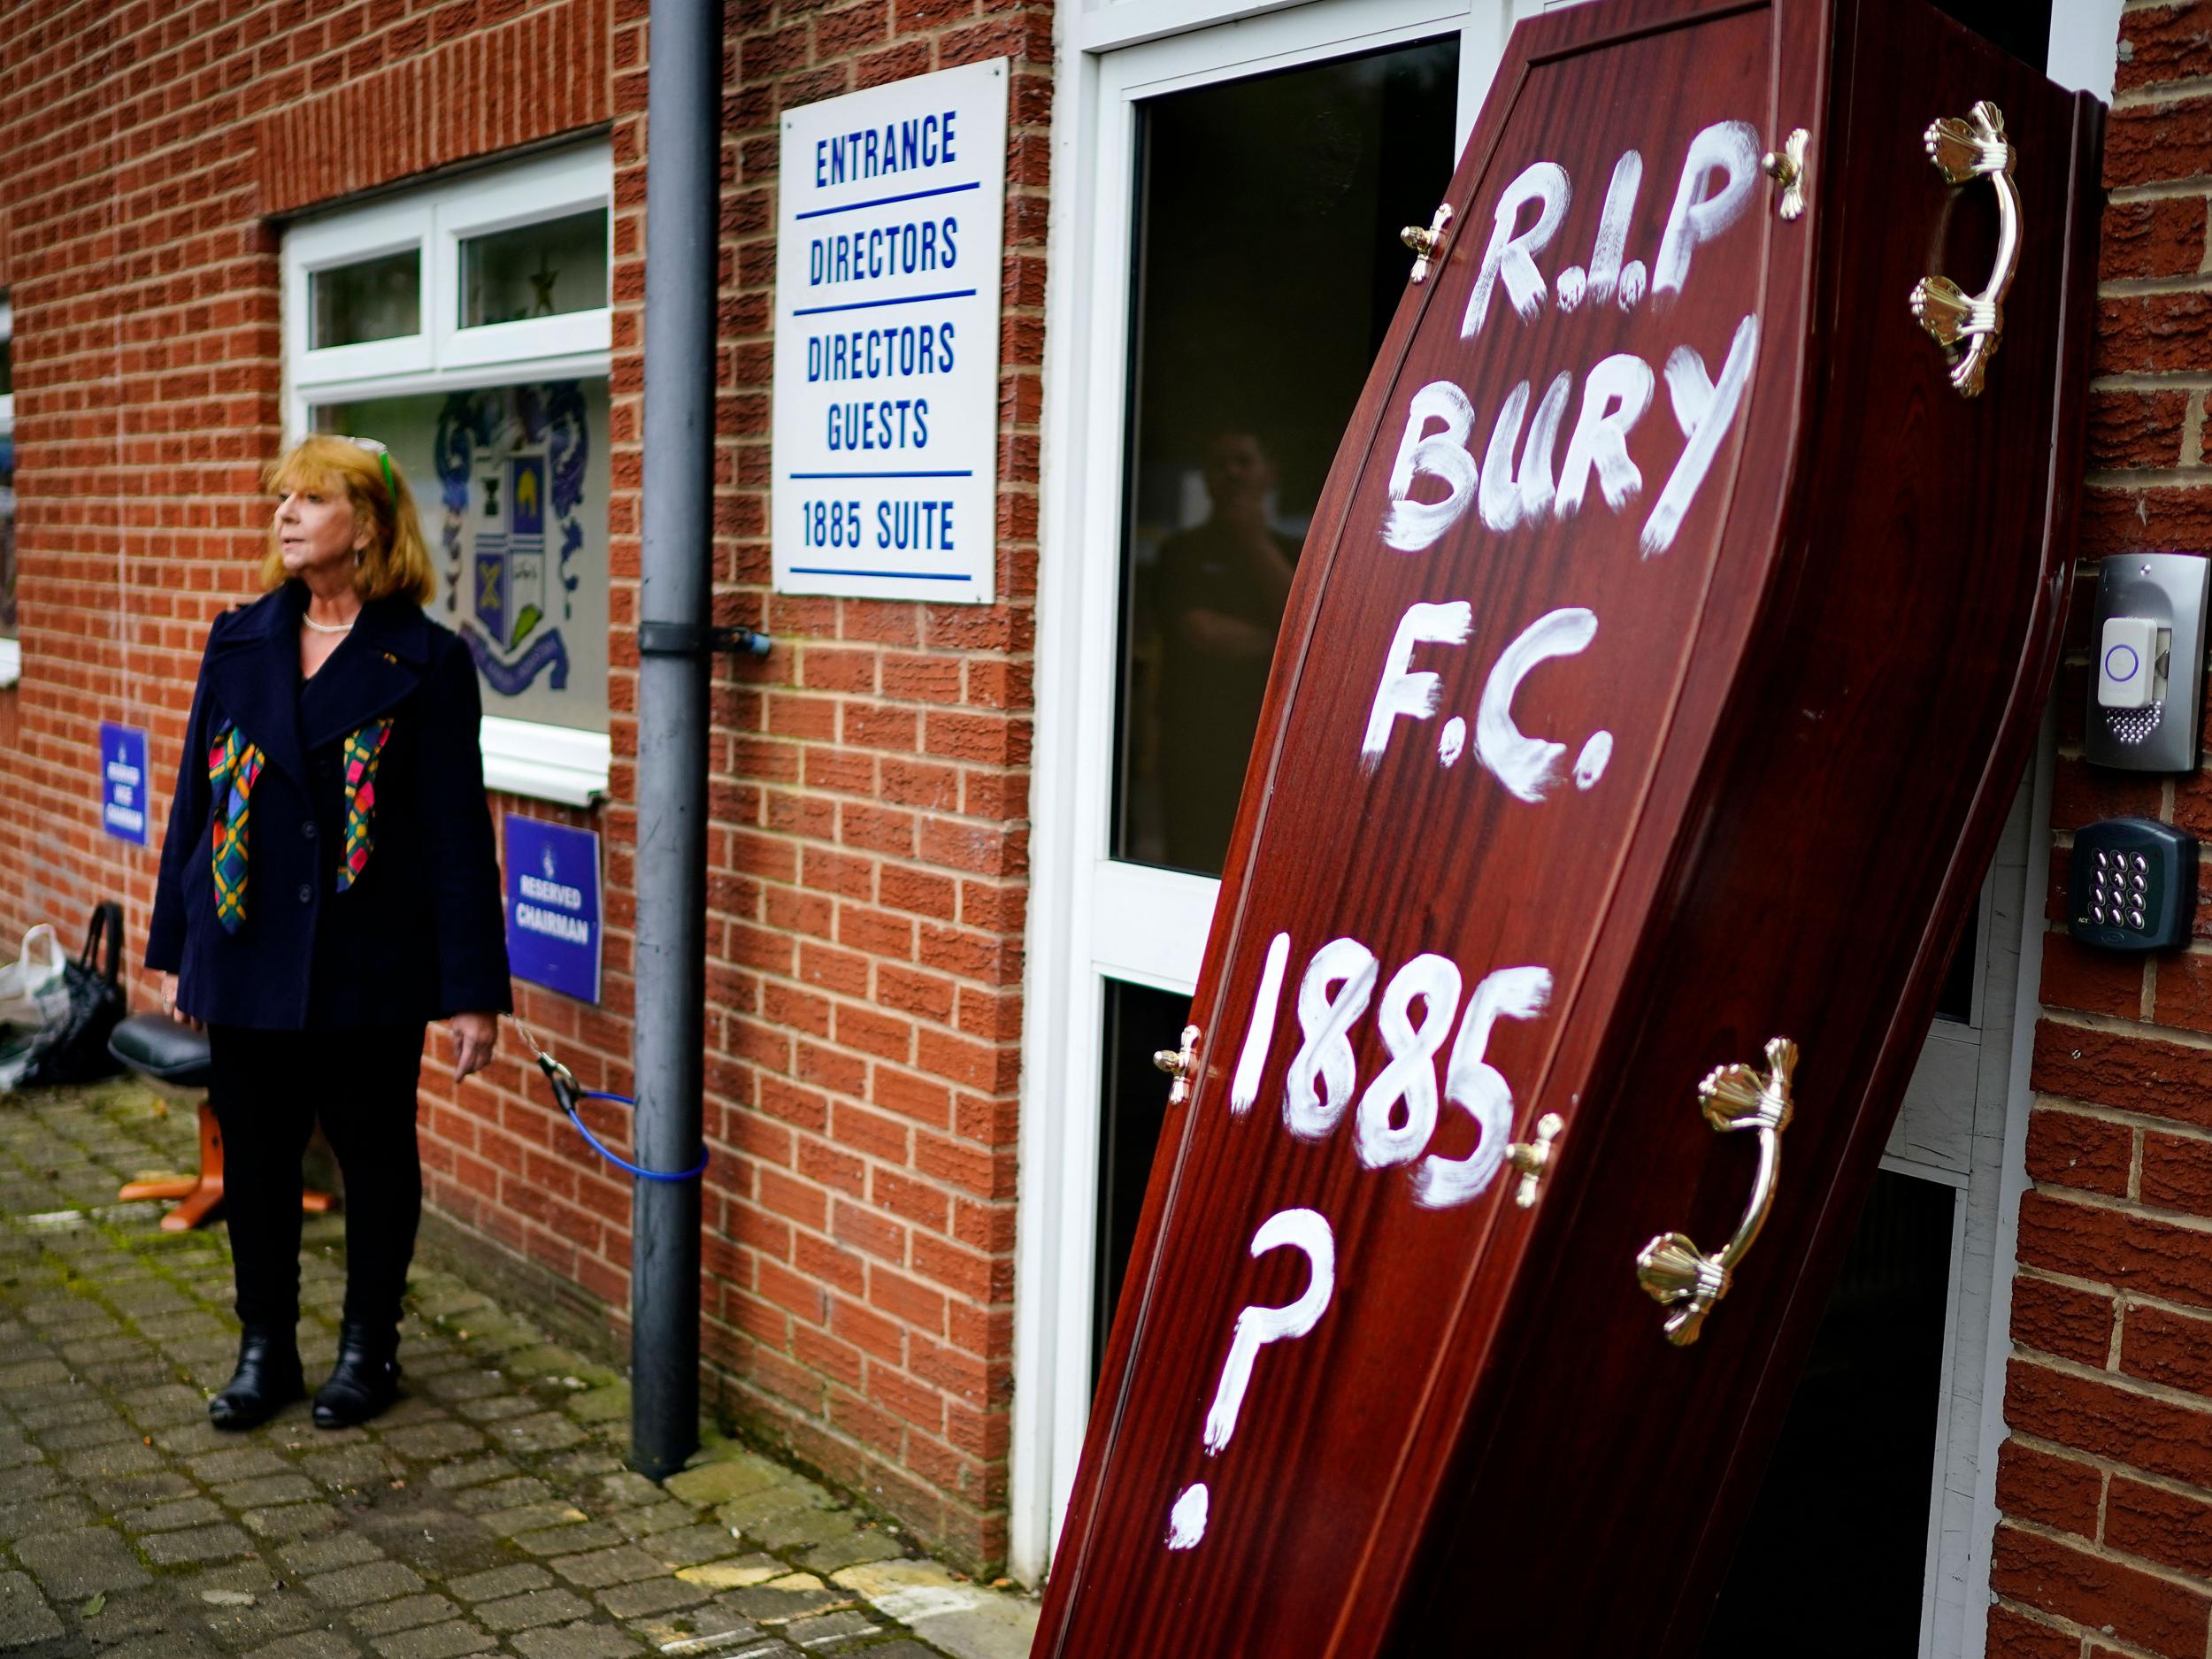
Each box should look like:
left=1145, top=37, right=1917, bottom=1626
left=2086, top=553, right=2210, bottom=772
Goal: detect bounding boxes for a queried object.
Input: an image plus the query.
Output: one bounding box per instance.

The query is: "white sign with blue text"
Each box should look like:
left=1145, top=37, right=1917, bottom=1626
left=99, top=723, right=149, bottom=847
left=503, top=816, right=602, bottom=1005
left=772, top=58, right=1008, bottom=604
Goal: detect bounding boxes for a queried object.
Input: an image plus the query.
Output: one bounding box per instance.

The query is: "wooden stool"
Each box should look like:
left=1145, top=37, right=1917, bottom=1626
left=108, top=1014, right=334, bottom=1232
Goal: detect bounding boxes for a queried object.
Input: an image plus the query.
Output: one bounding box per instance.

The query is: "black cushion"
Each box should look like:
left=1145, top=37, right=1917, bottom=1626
left=107, top=1013, right=211, bottom=1089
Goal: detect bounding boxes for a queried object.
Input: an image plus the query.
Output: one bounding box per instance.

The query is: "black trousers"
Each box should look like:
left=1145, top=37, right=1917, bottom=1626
left=206, top=1024, right=426, bottom=1333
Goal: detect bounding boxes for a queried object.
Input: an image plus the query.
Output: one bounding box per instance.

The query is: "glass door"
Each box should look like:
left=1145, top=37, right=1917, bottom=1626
left=1095, top=34, right=1463, bottom=1376
left=1017, top=0, right=1503, bottom=1579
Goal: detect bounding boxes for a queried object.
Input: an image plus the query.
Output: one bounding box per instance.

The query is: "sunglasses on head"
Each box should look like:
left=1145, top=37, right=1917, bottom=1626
left=332, top=434, right=396, bottom=498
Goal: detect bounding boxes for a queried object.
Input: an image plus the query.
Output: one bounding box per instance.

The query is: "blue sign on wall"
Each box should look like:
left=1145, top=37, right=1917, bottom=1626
left=504, top=816, right=602, bottom=1003
left=100, top=724, right=150, bottom=846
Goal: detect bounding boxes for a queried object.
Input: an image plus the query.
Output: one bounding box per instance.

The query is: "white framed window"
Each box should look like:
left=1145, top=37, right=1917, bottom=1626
left=0, top=292, right=17, bottom=689
left=283, top=144, right=615, bottom=805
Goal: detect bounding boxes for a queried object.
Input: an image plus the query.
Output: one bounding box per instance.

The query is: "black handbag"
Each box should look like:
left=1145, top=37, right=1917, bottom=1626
left=19, top=902, right=127, bottom=1088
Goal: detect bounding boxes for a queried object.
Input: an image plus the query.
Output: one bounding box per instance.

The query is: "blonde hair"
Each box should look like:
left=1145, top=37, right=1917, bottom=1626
left=261, top=435, right=435, bottom=605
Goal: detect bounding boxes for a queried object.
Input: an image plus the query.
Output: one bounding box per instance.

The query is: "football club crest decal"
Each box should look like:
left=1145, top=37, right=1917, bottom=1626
left=435, top=383, right=589, bottom=698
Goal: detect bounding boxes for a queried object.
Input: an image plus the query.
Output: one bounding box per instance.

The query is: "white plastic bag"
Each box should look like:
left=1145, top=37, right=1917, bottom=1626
left=0, top=925, right=67, bottom=1033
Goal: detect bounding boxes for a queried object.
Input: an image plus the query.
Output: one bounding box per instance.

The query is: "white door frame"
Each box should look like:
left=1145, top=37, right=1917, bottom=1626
left=1014, top=0, right=1511, bottom=1582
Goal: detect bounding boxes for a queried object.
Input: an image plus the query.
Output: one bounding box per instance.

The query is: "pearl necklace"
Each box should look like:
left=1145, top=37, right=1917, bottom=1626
left=302, top=614, right=357, bottom=634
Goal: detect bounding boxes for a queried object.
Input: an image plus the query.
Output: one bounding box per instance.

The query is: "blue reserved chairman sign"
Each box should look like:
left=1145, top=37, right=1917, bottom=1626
left=503, top=815, right=602, bottom=1003
left=100, top=723, right=150, bottom=846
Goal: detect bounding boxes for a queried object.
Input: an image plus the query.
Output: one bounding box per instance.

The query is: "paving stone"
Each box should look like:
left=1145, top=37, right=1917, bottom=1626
left=831, top=1562, right=1040, bottom=1659
left=454, top=1394, right=537, bottom=1424
left=515, top=1518, right=626, bottom=1556
left=478, top=1586, right=595, bottom=1631
left=783, top=1609, right=882, bottom=1647
left=143, top=1519, right=256, bottom=1564
left=715, top=1580, right=849, bottom=1624
left=797, top=1529, right=905, bottom=1573
left=380, top=1423, right=485, bottom=1460
left=490, top=1412, right=586, bottom=1454
left=220, top=1472, right=322, bottom=1509
left=368, top=1620, right=497, bottom=1658
left=447, top=1563, right=552, bottom=1603
left=300, top=1445, right=405, bottom=1489
left=596, top=1575, right=715, bottom=1618
left=88, top=1466, right=193, bottom=1507
left=244, top=1632, right=364, bottom=1658
left=641, top=1523, right=743, bottom=1568
left=282, top=1532, right=386, bottom=1574
left=509, top=1623, right=648, bottom=1657
left=244, top=1502, right=349, bottom=1540
left=42, top=1409, right=137, bottom=1448
left=422, top=1371, right=507, bottom=1403
left=120, top=1494, right=228, bottom=1532
left=477, top=1501, right=591, bottom=1539
left=549, top=1545, right=668, bottom=1590
left=449, top=1475, right=547, bottom=1514
left=0, top=1568, right=63, bottom=1645
left=426, top=1455, right=513, bottom=1492
left=15, top=1524, right=153, bottom=1596
left=58, top=1437, right=166, bottom=1477
left=306, top=1559, right=427, bottom=1608
left=349, top=1592, right=463, bottom=1637
left=189, top=1446, right=296, bottom=1484
left=662, top=1456, right=788, bottom=1508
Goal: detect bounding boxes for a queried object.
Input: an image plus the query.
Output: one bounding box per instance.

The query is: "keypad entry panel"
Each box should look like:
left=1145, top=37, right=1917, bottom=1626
left=2070, top=818, right=2199, bottom=952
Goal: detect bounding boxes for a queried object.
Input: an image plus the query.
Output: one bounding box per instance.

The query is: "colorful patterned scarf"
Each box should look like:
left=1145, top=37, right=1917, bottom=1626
left=208, top=721, right=263, bottom=933
left=338, top=719, right=394, bottom=891
left=206, top=717, right=396, bottom=929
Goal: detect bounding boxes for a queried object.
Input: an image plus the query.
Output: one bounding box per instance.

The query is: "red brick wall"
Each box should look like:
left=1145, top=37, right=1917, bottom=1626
left=609, top=0, right=1052, bottom=1569
left=1990, top=9, right=2212, bottom=1654
left=0, top=0, right=1046, bottom=1572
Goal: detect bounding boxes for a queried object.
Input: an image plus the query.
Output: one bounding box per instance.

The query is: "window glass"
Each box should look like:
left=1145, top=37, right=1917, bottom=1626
left=1701, top=1171, right=1955, bottom=1656
left=1112, top=40, right=1461, bottom=875
left=1094, top=977, right=1191, bottom=1381
left=313, top=379, right=611, bottom=735
left=459, top=209, right=610, bottom=328
left=311, top=250, right=422, bottom=349
left=0, top=332, right=11, bottom=396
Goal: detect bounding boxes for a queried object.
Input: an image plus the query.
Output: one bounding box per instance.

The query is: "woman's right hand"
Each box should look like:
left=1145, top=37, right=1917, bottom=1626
left=160, top=973, right=203, bottom=1033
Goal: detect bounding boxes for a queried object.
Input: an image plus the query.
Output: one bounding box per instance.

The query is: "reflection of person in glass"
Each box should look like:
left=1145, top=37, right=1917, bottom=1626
left=1155, top=430, right=1299, bottom=872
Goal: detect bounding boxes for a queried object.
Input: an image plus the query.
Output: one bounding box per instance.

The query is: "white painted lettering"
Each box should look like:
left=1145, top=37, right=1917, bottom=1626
left=1382, top=382, right=1478, bottom=553
left=1283, top=938, right=1379, bottom=1140
left=1654, top=120, right=1761, bottom=304
left=1555, top=353, right=1654, bottom=518
left=1360, top=601, right=1473, bottom=772
left=1479, top=373, right=1572, bottom=533
left=1642, top=313, right=1761, bottom=557
left=1354, top=954, right=1464, bottom=1170
left=1477, top=607, right=1602, bottom=803
left=1230, top=933, right=1292, bottom=1118
left=1463, top=161, right=1571, bottom=336
left=1414, top=966, right=1553, bottom=1209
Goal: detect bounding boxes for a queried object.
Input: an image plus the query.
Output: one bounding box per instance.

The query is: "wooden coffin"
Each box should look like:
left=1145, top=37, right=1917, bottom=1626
left=1033, top=0, right=2102, bottom=1653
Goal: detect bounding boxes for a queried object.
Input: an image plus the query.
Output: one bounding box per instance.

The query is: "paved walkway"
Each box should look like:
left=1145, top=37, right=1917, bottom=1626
left=0, top=1078, right=1040, bottom=1659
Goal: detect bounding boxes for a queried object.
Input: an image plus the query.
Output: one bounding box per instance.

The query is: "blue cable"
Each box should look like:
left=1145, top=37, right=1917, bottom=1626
left=536, top=1055, right=709, bottom=1183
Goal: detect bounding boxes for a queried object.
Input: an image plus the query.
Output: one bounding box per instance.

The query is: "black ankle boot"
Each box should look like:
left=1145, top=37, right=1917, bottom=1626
left=313, top=1321, right=401, bottom=1429
left=209, top=1325, right=303, bottom=1431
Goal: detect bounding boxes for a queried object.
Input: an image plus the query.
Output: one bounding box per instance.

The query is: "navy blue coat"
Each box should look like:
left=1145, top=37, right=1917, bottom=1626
left=148, top=582, right=512, bottom=1030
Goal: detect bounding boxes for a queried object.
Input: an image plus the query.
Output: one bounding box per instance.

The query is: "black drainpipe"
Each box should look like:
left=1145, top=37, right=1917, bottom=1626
left=630, top=0, right=725, bottom=1481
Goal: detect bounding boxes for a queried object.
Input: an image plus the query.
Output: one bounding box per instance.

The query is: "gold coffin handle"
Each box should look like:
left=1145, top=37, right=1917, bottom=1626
left=1909, top=101, right=2020, bottom=398
left=1635, top=1038, right=1799, bottom=1347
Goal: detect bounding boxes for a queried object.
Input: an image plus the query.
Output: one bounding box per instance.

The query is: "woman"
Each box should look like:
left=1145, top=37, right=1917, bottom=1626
left=147, top=434, right=511, bottom=1431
